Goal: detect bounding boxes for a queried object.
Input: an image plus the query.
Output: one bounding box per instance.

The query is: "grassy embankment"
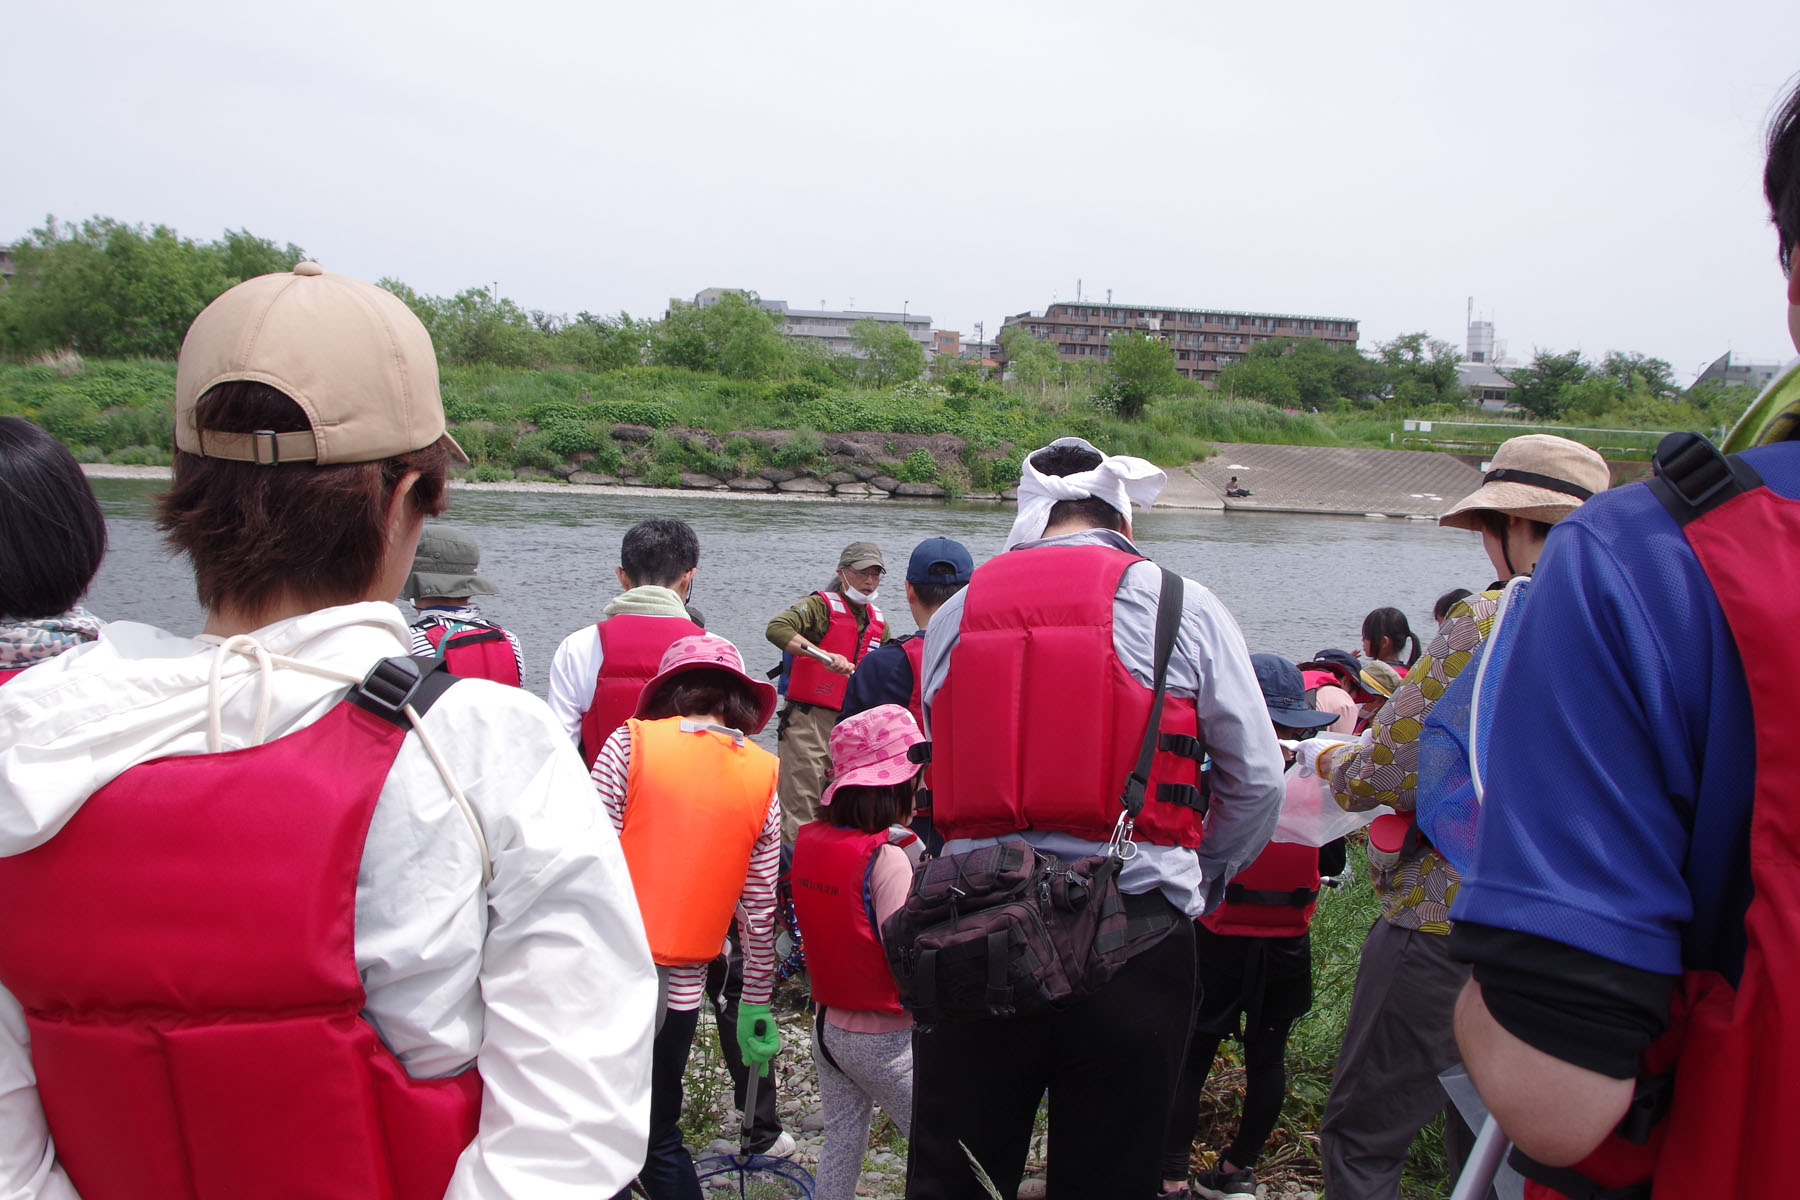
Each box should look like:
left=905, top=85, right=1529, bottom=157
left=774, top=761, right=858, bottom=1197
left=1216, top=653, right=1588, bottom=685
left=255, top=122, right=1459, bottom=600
left=3, top=356, right=1362, bottom=492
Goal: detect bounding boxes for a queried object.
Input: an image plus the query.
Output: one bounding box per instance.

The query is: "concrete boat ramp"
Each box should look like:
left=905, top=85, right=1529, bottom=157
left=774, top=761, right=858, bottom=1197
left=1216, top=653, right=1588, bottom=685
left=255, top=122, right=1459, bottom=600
left=1158, top=443, right=1483, bottom=520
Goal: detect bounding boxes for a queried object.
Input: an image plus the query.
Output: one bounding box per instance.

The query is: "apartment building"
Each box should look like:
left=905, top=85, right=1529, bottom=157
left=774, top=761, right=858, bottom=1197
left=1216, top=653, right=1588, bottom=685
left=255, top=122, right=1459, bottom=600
left=998, top=301, right=1359, bottom=385
left=684, top=288, right=933, bottom=358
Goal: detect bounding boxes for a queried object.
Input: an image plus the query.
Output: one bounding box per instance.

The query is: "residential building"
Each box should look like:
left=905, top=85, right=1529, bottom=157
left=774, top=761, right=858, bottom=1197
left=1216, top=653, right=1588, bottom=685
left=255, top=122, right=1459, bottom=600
left=677, top=288, right=933, bottom=358
left=1694, top=351, right=1784, bottom=391
left=932, top=329, right=959, bottom=357
left=997, top=301, right=1359, bottom=385
left=1456, top=361, right=1517, bottom=412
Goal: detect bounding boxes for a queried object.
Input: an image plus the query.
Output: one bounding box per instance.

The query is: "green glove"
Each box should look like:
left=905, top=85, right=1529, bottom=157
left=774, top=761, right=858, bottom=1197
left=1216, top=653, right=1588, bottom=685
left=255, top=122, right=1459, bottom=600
left=737, top=1002, right=781, bottom=1069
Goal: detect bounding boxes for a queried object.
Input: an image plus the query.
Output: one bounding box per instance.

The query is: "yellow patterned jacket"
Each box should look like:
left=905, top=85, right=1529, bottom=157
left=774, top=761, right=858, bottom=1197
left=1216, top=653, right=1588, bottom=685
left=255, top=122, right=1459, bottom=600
left=1327, top=590, right=1501, bottom=934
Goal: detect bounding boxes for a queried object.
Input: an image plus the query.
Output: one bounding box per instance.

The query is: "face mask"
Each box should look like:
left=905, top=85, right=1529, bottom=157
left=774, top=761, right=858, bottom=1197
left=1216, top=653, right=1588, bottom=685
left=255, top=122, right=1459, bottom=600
left=843, top=583, right=878, bottom=606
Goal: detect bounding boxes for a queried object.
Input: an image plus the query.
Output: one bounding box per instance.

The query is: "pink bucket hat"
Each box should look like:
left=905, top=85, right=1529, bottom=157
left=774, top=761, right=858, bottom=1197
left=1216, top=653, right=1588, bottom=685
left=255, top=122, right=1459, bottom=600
left=821, top=704, right=925, bottom=808
left=634, top=633, right=780, bottom=734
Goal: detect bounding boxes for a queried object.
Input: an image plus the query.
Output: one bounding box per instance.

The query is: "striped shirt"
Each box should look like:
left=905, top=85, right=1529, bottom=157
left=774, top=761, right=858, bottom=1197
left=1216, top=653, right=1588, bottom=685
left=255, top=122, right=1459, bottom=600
left=591, top=723, right=781, bottom=1011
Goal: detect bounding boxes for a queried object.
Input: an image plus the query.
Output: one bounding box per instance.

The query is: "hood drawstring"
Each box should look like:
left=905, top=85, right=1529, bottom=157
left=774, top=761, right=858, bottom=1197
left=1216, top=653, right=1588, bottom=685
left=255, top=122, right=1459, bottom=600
left=199, top=635, right=493, bottom=885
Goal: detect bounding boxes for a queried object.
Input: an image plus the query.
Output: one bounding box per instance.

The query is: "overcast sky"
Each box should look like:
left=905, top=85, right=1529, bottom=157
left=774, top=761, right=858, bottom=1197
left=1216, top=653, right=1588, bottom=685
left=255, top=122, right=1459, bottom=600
left=11, top=1, right=1799, bottom=381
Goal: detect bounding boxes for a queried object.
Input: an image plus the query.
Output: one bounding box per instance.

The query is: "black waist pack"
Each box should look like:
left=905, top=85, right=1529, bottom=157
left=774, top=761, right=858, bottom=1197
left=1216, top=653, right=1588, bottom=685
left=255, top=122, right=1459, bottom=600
left=880, top=841, right=1138, bottom=1023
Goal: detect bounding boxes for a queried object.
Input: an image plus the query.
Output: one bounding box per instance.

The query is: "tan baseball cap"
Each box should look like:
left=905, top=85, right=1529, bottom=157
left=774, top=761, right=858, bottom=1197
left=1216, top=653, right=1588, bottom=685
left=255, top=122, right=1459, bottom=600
left=175, top=262, right=468, bottom=465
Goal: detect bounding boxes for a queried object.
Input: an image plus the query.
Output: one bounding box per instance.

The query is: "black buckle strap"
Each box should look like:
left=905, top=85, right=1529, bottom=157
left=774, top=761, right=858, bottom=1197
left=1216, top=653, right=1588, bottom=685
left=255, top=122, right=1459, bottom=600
left=1158, top=732, right=1205, bottom=761
left=1225, top=883, right=1318, bottom=907
left=1617, top=1071, right=1674, bottom=1145
left=1120, top=566, right=1184, bottom=819
left=1155, top=782, right=1209, bottom=814
left=907, top=741, right=932, bottom=765
left=446, top=627, right=505, bottom=648
left=1646, top=431, right=1762, bottom=525
left=349, top=656, right=460, bottom=729
left=984, top=929, right=1012, bottom=1012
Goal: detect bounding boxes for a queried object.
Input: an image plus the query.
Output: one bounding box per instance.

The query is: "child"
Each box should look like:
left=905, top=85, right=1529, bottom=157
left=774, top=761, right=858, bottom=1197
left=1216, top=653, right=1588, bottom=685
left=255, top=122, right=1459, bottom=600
left=1359, top=605, right=1420, bottom=673
left=789, top=704, right=926, bottom=1200
left=590, top=634, right=782, bottom=1200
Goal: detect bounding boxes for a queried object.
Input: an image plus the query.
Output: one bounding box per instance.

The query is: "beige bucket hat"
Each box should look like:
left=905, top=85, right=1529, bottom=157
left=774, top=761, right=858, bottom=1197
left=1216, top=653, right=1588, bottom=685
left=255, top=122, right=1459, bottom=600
left=1438, top=434, right=1610, bottom=530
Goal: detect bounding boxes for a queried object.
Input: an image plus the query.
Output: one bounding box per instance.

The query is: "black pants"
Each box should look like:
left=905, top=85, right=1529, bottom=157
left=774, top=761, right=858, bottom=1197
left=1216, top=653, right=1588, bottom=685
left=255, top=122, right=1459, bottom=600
left=705, top=942, right=783, bottom=1149
left=905, top=894, right=1196, bottom=1200
left=634, top=1006, right=703, bottom=1200
left=1161, top=1021, right=1294, bottom=1179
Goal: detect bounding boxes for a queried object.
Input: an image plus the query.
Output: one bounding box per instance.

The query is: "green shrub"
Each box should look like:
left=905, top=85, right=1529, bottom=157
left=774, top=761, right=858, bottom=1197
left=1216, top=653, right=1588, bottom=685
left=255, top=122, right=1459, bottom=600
left=898, top=448, right=938, bottom=483
left=542, top=419, right=613, bottom=457
left=36, top=394, right=100, bottom=444
left=641, top=462, right=682, bottom=489
left=471, top=464, right=510, bottom=482
left=593, top=398, right=678, bottom=427
left=515, top=432, right=563, bottom=472
left=772, top=428, right=823, bottom=469
left=105, top=444, right=171, bottom=466
left=773, top=378, right=828, bottom=405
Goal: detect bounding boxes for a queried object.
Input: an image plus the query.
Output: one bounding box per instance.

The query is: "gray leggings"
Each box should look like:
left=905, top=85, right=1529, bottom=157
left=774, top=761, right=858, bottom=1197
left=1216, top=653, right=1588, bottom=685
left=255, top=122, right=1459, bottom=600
left=811, top=1016, right=914, bottom=1200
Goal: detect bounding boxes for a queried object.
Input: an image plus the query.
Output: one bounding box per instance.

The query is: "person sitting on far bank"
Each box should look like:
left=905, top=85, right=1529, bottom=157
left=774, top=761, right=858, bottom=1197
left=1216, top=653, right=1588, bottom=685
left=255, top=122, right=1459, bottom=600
left=0, top=417, right=108, bottom=686
left=588, top=633, right=782, bottom=1200
left=766, top=541, right=890, bottom=841
left=838, top=536, right=974, bottom=727
left=0, top=263, right=656, bottom=1198
left=402, top=524, right=525, bottom=687
left=548, top=518, right=703, bottom=768
left=1161, top=654, right=1346, bottom=1200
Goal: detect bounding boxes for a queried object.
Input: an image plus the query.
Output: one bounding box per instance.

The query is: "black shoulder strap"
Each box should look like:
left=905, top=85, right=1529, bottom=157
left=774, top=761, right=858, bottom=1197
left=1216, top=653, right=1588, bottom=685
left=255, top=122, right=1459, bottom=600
left=1645, top=431, right=1762, bottom=526
left=1119, top=566, right=1184, bottom=818
left=349, top=655, right=461, bottom=730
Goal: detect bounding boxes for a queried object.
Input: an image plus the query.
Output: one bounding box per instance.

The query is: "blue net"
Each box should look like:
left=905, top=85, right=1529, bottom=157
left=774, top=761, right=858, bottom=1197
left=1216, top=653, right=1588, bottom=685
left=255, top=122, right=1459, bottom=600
left=692, top=1152, right=816, bottom=1198
left=1416, top=579, right=1530, bottom=874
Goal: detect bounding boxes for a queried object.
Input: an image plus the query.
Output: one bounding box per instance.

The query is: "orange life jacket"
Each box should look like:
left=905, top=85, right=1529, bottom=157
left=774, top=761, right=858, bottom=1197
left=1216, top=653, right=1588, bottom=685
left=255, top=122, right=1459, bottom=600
left=619, top=716, right=778, bottom=966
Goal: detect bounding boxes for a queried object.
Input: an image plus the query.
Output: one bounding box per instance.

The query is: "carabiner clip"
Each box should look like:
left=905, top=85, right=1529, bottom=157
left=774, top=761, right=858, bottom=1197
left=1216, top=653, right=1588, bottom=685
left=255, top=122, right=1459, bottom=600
left=1106, top=810, right=1139, bottom=861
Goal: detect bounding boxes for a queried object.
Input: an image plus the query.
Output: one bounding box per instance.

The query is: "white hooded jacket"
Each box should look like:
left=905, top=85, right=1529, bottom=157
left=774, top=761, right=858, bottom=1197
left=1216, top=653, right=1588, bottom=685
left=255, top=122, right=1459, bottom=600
left=0, top=603, right=655, bottom=1199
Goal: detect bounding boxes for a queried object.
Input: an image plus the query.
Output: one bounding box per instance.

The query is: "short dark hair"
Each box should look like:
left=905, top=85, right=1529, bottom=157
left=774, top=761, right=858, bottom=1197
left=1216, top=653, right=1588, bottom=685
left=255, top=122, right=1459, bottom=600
left=640, top=668, right=763, bottom=734
left=909, top=561, right=968, bottom=610
left=0, top=418, right=108, bottom=618
left=157, top=382, right=449, bottom=614
left=828, top=778, right=916, bottom=833
left=1361, top=606, right=1420, bottom=668
left=1432, top=587, right=1474, bottom=624
left=1767, top=77, right=1800, bottom=274
left=621, top=518, right=699, bottom=587
left=1031, top=443, right=1125, bottom=532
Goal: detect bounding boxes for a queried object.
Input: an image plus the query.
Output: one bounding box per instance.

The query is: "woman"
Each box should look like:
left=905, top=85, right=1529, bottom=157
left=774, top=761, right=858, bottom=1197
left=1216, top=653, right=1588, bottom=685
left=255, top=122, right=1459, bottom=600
left=0, top=265, right=655, bottom=1199
left=0, top=417, right=106, bottom=683
left=589, top=632, right=782, bottom=1200
left=790, top=705, right=926, bottom=1200
left=1303, top=433, right=1610, bottom=1199
left=1359, top=605, right=1420, bottom=673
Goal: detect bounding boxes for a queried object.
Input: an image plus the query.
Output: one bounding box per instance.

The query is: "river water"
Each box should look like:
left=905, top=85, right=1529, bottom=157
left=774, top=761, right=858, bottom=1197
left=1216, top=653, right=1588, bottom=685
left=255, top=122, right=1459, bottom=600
left=86, top=479, right=1484, bottom=702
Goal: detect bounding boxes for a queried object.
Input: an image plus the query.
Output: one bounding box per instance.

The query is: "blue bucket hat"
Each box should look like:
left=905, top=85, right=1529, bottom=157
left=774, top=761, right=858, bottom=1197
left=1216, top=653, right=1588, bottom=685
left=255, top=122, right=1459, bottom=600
left=1250, top=653, right=1338, bottom=730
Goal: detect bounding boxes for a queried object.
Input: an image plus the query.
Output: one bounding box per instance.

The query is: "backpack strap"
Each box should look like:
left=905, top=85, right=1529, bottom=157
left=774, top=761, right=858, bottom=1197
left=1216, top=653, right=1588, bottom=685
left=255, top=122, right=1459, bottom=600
left=1224, top=883, right=1319, bottom=907
left=1118, top=566, right=1184, bottom=821
left=350, top=655, right=460, bottom=728
left=1646, top=431, right=1762, bottom=526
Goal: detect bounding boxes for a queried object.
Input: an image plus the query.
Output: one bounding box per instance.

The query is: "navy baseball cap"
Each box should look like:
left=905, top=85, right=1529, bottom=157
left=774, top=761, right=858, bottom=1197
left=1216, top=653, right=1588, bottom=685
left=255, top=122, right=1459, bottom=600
left=905, top=537, right=974, bottom=585
left=1250, top=653, right=1338, bottom=729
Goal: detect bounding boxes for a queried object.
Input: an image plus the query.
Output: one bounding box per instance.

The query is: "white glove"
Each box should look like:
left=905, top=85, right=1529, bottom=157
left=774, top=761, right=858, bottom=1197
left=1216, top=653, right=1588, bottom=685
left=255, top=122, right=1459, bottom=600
left=1290, top=737, right=1351, bottom=779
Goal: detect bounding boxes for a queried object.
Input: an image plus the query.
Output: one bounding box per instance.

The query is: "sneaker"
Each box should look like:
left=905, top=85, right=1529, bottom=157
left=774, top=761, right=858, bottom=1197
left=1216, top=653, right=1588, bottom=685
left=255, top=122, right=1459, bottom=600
left=747, top=1131, right=797, bottom=1158
left=1192, top=1163, right=1256, bottom=1200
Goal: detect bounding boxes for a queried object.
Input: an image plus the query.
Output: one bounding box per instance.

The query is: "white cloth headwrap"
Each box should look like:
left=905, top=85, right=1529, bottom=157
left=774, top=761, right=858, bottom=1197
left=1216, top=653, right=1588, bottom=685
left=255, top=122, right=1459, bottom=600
left=1004, top=437, right=1168, bottom=550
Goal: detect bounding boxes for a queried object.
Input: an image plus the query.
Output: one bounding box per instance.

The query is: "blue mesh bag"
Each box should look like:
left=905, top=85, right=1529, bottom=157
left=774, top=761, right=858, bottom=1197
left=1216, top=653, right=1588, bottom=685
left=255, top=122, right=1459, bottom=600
left=1416, top=578, right=1530, bottom=873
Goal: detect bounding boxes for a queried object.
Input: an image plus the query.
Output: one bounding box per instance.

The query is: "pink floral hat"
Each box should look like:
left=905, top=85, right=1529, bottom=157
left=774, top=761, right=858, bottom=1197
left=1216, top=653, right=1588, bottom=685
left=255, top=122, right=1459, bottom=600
left=821, top=704, right=925, bottom=807
left=634, top=633, right=780, bottom=734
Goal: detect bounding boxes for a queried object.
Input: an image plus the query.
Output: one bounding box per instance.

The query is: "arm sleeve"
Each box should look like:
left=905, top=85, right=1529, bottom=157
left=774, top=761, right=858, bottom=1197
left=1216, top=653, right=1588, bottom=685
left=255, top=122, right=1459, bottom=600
left=1329, top=603, right=1486, bottom=814
left=735, top=794, right=783, bottom=1007
left=0, top=985, right=80, bottom=1199
left=590, top=726, right=632, bottom=836
left=1450, top=922, right=1676, bottom=1079
left=433, top=699, right=655, bottom=1199
left=868, top=842, right=918, bottom=930
left=546, top=627, right=602, bottom=749
left=765, top=595, right=827, bottom=654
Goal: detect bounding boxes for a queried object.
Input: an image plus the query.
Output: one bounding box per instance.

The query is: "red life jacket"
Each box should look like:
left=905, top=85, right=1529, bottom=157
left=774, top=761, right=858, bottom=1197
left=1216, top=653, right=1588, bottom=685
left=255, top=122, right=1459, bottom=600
left=932, top=544, right=1207, bottom=848
left=901, top=633, right=927, bottom=732
left=0, top=661, right=482, bottom=1200
left=418, top=618, right=522, bottom=688
left=786, top=591, right=886, bottom=711
left=1522, top=444, right=1800, bottom=1200
left=1202, top=840, right=1320, bottom=937
left=581, top=613, right=702, bottom=768
left=790, top=822, right=919, bottom=1013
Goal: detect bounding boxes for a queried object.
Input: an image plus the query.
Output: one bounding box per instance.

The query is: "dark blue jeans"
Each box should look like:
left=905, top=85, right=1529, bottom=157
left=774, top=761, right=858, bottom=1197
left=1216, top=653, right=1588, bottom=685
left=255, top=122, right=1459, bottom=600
left=634, top=1006, right=704, bottom=1200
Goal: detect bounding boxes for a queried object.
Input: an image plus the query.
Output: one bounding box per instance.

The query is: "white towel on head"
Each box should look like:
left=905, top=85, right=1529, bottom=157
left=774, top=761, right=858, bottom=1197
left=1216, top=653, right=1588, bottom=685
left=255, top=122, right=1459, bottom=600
left=1004, top=437, right=1168, bottom=549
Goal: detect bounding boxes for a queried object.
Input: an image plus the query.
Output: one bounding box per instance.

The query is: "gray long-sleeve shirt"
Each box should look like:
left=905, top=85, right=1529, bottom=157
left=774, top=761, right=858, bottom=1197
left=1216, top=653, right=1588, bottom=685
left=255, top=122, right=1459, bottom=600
left=920, top=528, right=1285, bottom=916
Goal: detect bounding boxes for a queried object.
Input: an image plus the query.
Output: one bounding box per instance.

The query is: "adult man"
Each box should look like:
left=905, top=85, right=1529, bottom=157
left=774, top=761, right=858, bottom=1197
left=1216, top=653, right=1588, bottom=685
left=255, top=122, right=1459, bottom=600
left=403, top=525, right=525, bottom=687
left=765, top=541, right=890, bottom=840
left=1449, top=82, right=1800, bottom=1198
left=547, top=518, right=702, bottom=767
left=909, top=437, right=1285, bottom=1200
left=0, top=263, right=654, bottom=1197
left=837, top=535, right=973, bottom=727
